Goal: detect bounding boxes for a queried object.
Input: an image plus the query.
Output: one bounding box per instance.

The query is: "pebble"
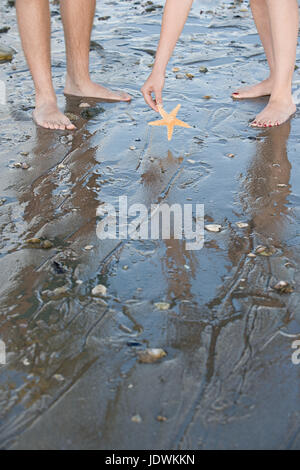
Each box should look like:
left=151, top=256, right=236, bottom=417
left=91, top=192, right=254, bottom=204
left=199, top=66, right=208, bottom=73
left=79, top=102, right=90, bottom=108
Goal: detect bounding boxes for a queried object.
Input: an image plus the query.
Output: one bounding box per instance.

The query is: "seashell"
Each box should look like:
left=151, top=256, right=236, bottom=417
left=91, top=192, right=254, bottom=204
left=273, top=281, right=294, bottom=294
left=154, top=302, right=170, bottom=311
left=92, top=284, right=107, bottom=297
left=205, top=224, right=222, bottom=232
left=138, top=348, right=167, bottom=364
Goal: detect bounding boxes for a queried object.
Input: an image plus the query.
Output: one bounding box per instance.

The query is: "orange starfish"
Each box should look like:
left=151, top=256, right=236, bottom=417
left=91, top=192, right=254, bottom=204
left=148, top=104, right=191, bottom=141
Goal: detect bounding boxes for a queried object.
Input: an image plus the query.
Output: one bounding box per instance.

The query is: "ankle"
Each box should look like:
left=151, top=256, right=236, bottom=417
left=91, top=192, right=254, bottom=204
left=65, top=73, right=91, bottom=90
left=270, top=91, right=293, bottom=104
left=35, top=92, right=57, bottom=108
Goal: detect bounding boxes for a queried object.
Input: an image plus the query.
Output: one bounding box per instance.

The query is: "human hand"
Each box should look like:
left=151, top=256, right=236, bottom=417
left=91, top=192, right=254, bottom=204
left=141, top=71, right=165, bottom=112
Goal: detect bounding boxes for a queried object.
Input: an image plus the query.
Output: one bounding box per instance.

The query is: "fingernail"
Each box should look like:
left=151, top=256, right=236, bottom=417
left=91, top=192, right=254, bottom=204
left=232, top=92, right=239, bottom=95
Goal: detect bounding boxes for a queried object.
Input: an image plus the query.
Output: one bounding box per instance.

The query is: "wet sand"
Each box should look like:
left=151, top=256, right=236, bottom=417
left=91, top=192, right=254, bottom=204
left=1, top=0, right=300, bottom=450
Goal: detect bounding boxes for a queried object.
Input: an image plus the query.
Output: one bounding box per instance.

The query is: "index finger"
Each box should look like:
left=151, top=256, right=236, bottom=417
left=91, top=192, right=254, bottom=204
left=142, top=88, right=159, bottom=112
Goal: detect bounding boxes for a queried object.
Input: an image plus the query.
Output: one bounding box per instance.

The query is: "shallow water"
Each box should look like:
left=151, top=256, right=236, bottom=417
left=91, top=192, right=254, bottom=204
left=0, top=0, right=300, bottom=450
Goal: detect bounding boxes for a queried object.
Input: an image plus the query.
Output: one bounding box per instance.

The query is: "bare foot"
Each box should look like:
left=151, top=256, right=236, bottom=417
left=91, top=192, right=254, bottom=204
left=33, top=101, right=76, bottom=130
left=250, top=98, right=296, bottom=128
left=232, top=78, right=273, bottom=99
left=64, top=77, right=131, bottom=102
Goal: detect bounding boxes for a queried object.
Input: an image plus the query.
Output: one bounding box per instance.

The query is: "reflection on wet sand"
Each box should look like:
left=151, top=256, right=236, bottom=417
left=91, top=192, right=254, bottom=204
left=140, top=149, right=197, bottom=302
left=243, top=122, right=291, bottom=242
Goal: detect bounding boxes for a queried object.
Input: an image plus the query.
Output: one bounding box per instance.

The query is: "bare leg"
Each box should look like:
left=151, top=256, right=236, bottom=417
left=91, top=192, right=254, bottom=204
left=252, top=0, right=298, bottom=127
left=61, top=0, right=131, bottom=101
left=16, top=0, right=75, bottom=130
left=232, top=0, right=275, bottom=99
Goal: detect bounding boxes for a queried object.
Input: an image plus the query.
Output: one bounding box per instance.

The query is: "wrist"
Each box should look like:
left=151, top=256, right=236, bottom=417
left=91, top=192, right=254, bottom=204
left=152, top=64, right=166, bottom=76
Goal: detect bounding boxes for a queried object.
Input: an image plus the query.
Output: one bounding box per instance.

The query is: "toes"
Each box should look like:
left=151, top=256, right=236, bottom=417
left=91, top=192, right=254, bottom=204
left=120, top=92, right=131, bottom=102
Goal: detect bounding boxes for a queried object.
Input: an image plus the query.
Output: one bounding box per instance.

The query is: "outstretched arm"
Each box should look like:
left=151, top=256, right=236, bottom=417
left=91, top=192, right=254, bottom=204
left=141, top=0, right=194, bottom=111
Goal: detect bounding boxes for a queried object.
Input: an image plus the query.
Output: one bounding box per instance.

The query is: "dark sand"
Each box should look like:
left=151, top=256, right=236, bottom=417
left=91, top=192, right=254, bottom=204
left=0, top=0, right=300, bottom=450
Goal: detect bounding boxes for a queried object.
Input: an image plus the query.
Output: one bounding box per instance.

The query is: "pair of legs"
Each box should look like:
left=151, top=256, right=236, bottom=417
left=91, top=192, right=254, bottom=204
left=16, top=0, right=131, bottom=130
left=232, top=0, right=298, bottom=127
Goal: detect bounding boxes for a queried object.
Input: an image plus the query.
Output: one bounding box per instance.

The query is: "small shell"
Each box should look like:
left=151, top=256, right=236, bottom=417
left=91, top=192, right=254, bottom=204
left=26, top=237, right=41, bottom=244
left=273, top=281, right=294, bottom=294
left=154, top=302, right=170, bottom=311
left=51, top=286, right=69, bottom=298
left=65, top=112, right=79, bottom=122
left=185, top=73, right=194, bottom=80
left=41, top=240, right=53, bottom=249
left=255, top=245, right=276, bottom=257
left=172, top=67, right=180, bottom=72
left=205, top=224, right=222, bottom=233
left=131, top=414, right=142, bottom=423
left=84, top=245, right=94, bottom=251
left=236, top=222, right=249, bottom=229
left=157, top=415, right=168, bottom=422
left=138, top=348, right=167, bottom=364
left=53, top=374, right=65, bottom=382
left=92, top=284, right=107, bottom=297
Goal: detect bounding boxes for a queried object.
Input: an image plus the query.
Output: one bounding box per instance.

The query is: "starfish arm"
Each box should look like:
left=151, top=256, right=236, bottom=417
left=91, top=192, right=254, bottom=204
left=174, top=118, right=191, bottom=128
left=170, top=104, right=181, bottom=118
left=157, top=104, right=169, bottom=120
left=148, top=119, right=166, bottom=126
left=167, top=123, right=175, bottom=141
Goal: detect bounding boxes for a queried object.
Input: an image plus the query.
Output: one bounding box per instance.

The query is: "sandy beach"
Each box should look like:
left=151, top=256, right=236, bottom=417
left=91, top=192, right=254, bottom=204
left=0, top=0, right=300, bottom=450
